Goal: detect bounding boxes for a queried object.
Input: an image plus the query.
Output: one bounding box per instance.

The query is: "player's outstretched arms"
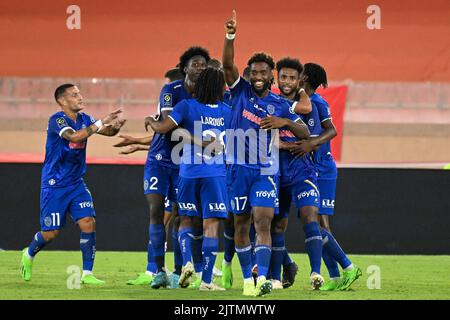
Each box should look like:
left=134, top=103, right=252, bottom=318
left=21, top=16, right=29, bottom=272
left=119, top=145, right=150, bottom=155
left=114, top=134, right=153, bottom=147
left=145, top=115, right=178, bottom=134
left=293, top=89, right=312, bottom=114
left=62, top=108, right=123, bottom=143
left=222, top=10, right=240, bottom=86
left=98, top=118, right=127, bottom=136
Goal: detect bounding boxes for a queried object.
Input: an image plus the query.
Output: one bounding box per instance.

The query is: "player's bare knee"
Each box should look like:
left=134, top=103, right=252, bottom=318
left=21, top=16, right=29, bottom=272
left=42, top=230, right=59, bottom=242
left=203, top=218, right=220, bottom=238
left=78, top=217, right=96, bottom=232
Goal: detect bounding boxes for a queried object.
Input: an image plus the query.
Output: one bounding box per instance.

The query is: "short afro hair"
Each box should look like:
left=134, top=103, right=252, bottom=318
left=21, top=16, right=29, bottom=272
left=179, top=46, right=211, bottom=76
left=54, top=83, right=75, bottom=104
left=247, top=52, right=275, bottom=70
left=276, top=57, right=303, bottom=75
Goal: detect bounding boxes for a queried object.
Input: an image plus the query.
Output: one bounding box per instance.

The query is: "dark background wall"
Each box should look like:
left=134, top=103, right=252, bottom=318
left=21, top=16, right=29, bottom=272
left=1, top=163, right=449, bottom=254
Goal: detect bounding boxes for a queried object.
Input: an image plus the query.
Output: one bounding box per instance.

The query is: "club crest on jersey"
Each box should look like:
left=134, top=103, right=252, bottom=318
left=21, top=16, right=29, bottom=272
left=163, top=93, right=172, bottom=107
left=267, top=104, right=275, bottom=115
left=56, top=117, right=68, bottom=128
left=308, top=119, right=315, bottom=127
left=44, top=217, right=52, bottom=227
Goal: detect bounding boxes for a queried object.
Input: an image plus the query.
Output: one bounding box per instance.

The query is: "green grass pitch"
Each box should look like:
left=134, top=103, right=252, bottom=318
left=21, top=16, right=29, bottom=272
left=1, top=251, right=449, bottom=300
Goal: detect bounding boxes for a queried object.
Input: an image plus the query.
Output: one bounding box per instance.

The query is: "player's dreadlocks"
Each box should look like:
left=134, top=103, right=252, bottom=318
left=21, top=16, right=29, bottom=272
left=303, top=63, right=328, bottom=90
left=194, top=67, right=225, bottom=104
left=54, top=83, right=75, bottom=104
left=247, top=52, right=275, bottom=70
left=179, top=46, right=211, bottom=76
left=276, top=57, right=303, bottom=75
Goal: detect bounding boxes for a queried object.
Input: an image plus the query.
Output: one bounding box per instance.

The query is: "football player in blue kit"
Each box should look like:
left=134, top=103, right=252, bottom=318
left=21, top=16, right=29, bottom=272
left=222, top=10, right=310, bottom=296
left=138, top=47, right=211, bottom=289
left=146, top=67, right=231, bottom=291
left=271, top=57, right=326, bottom=290
left=266, top=57, right=314, bottom=290
left=20, top=84, right=125, bottom=284
left=290, top=63, right=362, bottom=291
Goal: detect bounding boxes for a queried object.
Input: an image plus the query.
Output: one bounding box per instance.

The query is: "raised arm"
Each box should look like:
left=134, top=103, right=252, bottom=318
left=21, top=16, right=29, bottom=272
left=222, top=10, right=240, bottom=86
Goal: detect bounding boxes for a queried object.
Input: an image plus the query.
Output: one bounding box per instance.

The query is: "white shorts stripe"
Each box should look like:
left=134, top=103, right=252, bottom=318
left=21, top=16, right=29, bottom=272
left=305, top=236, right=322, bottom=243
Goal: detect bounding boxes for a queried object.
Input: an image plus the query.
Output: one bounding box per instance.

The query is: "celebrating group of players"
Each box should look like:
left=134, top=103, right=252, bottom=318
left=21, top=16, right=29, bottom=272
left=20, top=11, right=362, bottom=296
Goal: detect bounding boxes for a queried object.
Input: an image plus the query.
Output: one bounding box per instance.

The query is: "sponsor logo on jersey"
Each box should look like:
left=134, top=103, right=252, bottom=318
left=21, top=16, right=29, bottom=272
left=56, top=117, right=68, bottom=128
left=178, top=202, right=197, bottom=211
left=255, top=190, right=277, bottom=198
left=208, top=203, right=227, bottom=212
left=69, top=141, right=86, bottom=149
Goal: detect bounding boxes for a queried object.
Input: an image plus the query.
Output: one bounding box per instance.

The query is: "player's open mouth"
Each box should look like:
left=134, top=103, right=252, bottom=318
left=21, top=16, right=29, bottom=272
left=254, top=81, right=264, bottom=89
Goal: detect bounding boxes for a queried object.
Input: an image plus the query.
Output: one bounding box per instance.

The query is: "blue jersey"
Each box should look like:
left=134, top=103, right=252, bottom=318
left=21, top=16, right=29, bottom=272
left=41, top=111, right=96, bottom=188
left=276, top=98, right=316, bottom=186
left=228, top=77, right=300, bottom=171
left=310, top=93, right=333, bottom=161
left=169, top=98, right=231, bottom=179
left=310, top=93, right=337, bottom=179
left=147, top=80, right=192, bottom=169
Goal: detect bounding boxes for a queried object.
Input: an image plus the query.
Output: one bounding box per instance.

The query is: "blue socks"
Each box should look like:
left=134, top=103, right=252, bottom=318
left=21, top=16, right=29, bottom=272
left=172, top=227, right=183, bottom=274
left=303, top=222, right=322, bottom=274
left=80, top=232, right=96, bottom=272
left=223, top=227, right=235, bottom=263
left=178, top=227, right=193, bottom=267
left=28, top=232, right=47, bottom=257
left=322, top=247, right=340, bottom=278
left=192, top=230, right=203, bottom=273
left=201, top=237, right=219, bottom=284
left=149, top=223, right=165, bottom=272
left=147, top=225, right=157, bottom=273
left=235, top=245, right=253, bottom=279
left=270, top=233, right=285, bottom=281
left=249, top=223, right=256, bottom=267
left=321, top=228, right=352, bottom=270
left=255, top=245, right=271, bottom=278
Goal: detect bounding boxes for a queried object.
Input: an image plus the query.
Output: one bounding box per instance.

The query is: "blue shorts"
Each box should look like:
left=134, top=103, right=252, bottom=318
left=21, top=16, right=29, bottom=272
left=227, top=165, right=278, bottom=215
left=279, top=175, right=320, bottom=218
left=40, top=182, right=95, bottom=231
left=318, top=178, right=336, bottom=215
left=177, top=176, right=228, bottom=219
left=144, top=162, right=179, bottom=202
